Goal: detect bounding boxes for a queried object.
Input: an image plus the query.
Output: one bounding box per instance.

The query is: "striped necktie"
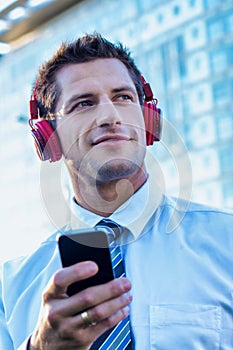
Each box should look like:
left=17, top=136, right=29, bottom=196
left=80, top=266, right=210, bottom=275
left=90, top=219, right=133, bottom=350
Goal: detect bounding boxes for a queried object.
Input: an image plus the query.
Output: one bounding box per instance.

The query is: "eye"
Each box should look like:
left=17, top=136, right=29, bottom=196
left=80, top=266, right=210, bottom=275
left=71, top=100, right=94, bottom=112
left=115, top=94, right=134, bottom=102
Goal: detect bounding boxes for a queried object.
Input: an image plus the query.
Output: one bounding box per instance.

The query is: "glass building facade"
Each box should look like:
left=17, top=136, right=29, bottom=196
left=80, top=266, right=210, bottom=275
left=0, top=0, right=233, bottom=261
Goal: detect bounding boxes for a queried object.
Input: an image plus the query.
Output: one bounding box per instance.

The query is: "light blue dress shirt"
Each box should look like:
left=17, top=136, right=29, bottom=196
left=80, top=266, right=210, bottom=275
left=1, top=176, right=233, bottom=349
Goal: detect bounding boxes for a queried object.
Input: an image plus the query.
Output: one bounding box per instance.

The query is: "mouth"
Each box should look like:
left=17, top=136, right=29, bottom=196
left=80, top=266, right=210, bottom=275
left=92, top=134, right=131, bottom=146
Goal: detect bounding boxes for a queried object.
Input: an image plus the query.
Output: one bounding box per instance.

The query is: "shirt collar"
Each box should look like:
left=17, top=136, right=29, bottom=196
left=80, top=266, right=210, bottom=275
left=69, top=150, right=163, bottom=239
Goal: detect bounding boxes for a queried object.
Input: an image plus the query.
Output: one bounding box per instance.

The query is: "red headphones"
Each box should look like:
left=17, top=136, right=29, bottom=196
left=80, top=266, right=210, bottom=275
left=29, top=76, right=162, bottom=162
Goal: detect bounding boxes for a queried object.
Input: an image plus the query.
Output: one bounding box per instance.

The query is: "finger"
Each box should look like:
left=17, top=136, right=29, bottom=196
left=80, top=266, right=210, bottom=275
left=83, top=290, right=132, bottom=326
left=61, top=286, right=132, bottom=330
left=78, top=306, right=131, bottom=343
left=45, top=261, right=98, bottom=299
left=96, top=305, right=130, bottom=330
left=52, top=306, right=130, bottom=345
left=61, top=277, right=131, bottom=317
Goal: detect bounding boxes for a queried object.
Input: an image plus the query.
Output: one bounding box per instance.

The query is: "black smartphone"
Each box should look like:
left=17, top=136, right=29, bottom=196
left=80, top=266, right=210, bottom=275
left=57, top=228, right=115, bottom=296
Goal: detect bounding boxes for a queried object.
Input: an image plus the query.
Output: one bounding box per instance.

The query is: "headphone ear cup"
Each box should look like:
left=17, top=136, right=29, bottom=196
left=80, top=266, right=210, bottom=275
left=143, top=102, right=162, bottom=146
left=30, top=120, right=62, bottom=162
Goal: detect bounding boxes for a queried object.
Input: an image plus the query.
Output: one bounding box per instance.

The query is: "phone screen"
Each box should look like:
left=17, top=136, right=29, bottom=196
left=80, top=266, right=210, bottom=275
left=58, top=229, right=114, bottom=296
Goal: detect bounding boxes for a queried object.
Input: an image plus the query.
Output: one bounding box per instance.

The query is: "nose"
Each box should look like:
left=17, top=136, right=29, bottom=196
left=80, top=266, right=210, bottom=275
left=95, top=100, right=122, bottom=127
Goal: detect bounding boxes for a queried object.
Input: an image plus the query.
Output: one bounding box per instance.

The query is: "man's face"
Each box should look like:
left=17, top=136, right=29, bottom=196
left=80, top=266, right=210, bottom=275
left=55, top=58, right=147, bottom=185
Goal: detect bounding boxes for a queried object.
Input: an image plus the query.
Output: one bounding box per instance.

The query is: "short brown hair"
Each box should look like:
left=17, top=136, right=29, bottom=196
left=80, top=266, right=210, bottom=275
left=35, top=32, right=144, bottom=119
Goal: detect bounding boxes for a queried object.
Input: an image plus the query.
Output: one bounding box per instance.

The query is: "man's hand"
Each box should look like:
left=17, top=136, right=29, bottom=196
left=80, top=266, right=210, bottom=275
left=29, top=261, right=132, bottom=350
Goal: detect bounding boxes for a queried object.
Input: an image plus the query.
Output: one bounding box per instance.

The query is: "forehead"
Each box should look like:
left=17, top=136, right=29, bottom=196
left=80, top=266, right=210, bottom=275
left=56, top=58, right=134, bottom=96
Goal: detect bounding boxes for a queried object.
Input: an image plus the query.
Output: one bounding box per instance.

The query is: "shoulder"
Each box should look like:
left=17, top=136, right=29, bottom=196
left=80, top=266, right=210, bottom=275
left=0, top=228, right=73, bottom=322
left=158, top=195, right=233, bottom=234
left=3, top=231, right=57, bottom=270
left=1, top=229, right=64, bottom=293
left=162, top=195, right=233, bottom=216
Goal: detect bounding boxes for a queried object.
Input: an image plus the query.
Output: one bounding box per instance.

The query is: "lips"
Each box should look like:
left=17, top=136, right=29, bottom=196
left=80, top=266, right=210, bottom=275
left=92, top=134, right=130, bottom=145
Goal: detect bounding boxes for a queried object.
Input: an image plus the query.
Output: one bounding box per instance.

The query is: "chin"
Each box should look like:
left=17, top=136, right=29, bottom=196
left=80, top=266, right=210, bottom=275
left=96, top=159, right=140, bottom=183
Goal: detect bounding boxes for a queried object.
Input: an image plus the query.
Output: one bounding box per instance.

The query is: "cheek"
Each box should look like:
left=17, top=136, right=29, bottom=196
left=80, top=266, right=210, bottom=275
left=125, top=104, right=144, bottom=124
left=55, top=119, right=84, bottom=157
left=127, top=109, right=146, bottom=142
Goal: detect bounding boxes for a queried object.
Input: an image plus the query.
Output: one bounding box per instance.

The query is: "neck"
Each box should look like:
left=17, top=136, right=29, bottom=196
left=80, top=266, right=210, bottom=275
left=71, top=165, right=148, bottom=216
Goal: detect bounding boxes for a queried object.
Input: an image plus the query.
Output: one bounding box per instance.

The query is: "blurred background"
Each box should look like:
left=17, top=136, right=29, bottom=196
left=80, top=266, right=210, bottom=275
left=0, top=0, right=233, bottom=264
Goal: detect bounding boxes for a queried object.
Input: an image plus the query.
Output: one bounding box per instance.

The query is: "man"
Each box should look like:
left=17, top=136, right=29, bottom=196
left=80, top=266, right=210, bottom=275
left=1, top=33, right=233, bottom=350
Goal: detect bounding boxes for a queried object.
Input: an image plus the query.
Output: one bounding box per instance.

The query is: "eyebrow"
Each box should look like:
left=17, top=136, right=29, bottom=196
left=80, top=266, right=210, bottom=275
left=111, top=86, right=137, bottom=95
left=64, top=93, right=93, bottom=113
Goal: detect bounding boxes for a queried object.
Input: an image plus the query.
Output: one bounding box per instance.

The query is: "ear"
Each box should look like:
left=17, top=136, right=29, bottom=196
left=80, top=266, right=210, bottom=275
left=141, top=76, right=162, bottom=145
left=29, top=85, right=62, bottom=162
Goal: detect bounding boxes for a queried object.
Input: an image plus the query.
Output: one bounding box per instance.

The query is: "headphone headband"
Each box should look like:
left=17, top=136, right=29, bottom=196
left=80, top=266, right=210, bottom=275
left=29, top=81, right=39, bottom=120
left=141, top=75, right=154, bottom=102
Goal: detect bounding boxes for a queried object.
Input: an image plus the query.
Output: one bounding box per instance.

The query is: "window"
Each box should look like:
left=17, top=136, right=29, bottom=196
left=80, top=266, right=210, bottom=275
left=213, top=81, right=230, bottom=105
left=222, top=179, right=233, bottom=208
left=217, top=115, right=233, bottom=140
left=227, top=46, right=233, bottom=65
left=210, top=50, right=227, bottom=73
left=220, top=146, right=233, bottom=173
left=189, top=0, right=196, bottom=7
left=188, top=116, right=216, bottom=148
left=177, top=36, right=186, bottom=77
left=173, top=5, right=180, bottom=16
left=157, top=13, right=164, bottom=24
left=204, top=0, right=222, bottom=9
left=191, top=26, right=199, bottom=39
left=138, top=0, right=160, bottom=11
left=207, top=18, right=224, bottom=41
left=192, top=148, right=219, bottom=180
left=226, top=12, right=233, bottom=32
left=194, top=56, right=201, bottom=70
left=197, top=89, right=204, bottom=102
